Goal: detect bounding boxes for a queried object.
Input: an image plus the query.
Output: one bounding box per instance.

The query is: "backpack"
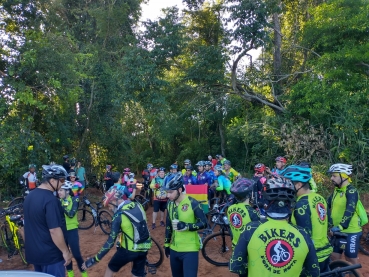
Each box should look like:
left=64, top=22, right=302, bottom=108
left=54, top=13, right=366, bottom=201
left=122, top=203, right=151, bottom=250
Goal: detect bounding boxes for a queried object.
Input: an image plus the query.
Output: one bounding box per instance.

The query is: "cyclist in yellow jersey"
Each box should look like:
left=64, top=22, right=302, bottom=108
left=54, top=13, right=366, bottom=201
left=229, top=177, right=319, bottom=277
left=227, top=178, right=260, bottom=253
left=163, top=173, right=207, bottom=277
left=83, top=187, right=151, bottom=277
left=327, top=163, right=362, bottom=266
left=181, top=159, right=197, bottom=176
left=58, top=181, right=88, bottom=277
left=282, top=165, right=332, bottom=273
left=223, top=160, right=241, bottom=183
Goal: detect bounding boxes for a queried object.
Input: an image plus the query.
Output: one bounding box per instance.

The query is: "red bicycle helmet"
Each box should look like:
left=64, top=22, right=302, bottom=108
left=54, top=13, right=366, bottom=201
left=275, top=156, right=287, bottom=163
left=254, top=163, right=266, bottom=173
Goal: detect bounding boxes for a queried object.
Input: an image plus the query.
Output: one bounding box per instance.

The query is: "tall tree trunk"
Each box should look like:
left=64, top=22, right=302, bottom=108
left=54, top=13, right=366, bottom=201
left=219, top=122, right=226, bottom=157
left=273, top=11, right=282, bottom=96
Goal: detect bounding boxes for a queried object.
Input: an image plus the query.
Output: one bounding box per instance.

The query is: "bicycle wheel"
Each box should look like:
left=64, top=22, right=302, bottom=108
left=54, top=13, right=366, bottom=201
left=16, top=229, right=27, bottom=265
left=329, top=260, right=362, bottom=277
left=359, top=234, right=369, bottom=255
left=146, top=237, right=164, bottom=268
left=98, top=210, right=113, bottom=235
left=77, top=209, right=94, bottom=229
left=0, top=222, right=13, bottom=249
left=201, top=231, right=232, bottom=266
left=135, top=195, right=148, bottom=211
left=8, top=197, right=25, bottom=208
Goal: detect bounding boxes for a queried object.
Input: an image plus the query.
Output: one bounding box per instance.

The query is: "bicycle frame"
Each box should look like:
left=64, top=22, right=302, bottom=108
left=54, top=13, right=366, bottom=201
left=5, top=215, right=23, bottom=251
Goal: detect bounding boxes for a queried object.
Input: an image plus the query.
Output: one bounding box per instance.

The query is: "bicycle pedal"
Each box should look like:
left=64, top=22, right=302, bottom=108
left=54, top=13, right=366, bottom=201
left=148, top=266, right=157, bottom=274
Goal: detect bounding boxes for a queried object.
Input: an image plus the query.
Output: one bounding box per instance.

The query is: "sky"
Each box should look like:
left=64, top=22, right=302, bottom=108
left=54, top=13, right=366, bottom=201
left=141, top=0, right=184, bottom=21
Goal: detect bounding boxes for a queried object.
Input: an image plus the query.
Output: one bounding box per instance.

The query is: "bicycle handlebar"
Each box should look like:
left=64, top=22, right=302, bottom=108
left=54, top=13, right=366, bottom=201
left=332, top=231, right=348, bottom=237
left=320, top=263, right=362, bottom=277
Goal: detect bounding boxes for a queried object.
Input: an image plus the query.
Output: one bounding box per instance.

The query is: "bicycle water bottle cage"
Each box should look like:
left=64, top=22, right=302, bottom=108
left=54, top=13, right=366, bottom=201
left=10, top=215, right=22, bottom=222
left=97, top=202, right=103, bottom=209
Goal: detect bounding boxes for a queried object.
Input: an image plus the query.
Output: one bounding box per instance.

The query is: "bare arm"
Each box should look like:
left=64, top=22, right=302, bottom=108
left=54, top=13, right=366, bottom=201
left=49, top=227, right=72, bottom=266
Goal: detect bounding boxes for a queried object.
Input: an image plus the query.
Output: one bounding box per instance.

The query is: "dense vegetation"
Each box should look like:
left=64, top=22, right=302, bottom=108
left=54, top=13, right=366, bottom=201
left=1, top=0, right=368, bottom=199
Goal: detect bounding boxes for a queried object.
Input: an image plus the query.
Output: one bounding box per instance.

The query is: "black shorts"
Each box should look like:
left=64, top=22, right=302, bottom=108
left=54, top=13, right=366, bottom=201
left=332, top=231, right=362, bottom=258
left=153, top=200, right=167, bottom=212
left=108, top=247, right=147, bottom=276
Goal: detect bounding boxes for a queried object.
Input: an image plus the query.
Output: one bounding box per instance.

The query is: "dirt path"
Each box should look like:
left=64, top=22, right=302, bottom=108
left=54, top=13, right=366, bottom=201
left=2, top=188, right=369, bottom=276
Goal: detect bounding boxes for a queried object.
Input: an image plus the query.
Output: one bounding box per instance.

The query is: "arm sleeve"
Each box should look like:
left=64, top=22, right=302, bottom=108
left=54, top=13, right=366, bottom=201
left=340, top=188, right=359, bottom=229
left=293, top=198, right=312, bottom=237
left=229, top=227, right=250, bottom=275
left=164, top=203, right=172, bottom=247
left=149, top=178, right=156, bottom=189
left=248, top=207, right=260, bottom=221
left=63, top=197, right=80, bottom=218
left=186, top=198, right=207, bottom=231
left=300, top=230, right=320, bottom=277
left=95, top=213, right=122, bottom=261
left=216, top=177, right=224, bottom=191
left=327, top=193, right=333, bottom=227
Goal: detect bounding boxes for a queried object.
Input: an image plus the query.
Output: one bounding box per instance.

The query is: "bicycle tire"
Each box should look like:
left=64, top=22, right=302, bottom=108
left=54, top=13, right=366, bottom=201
left=359, top=234, right=369, bottom=256
left=0, top=222, right=13, bottom=249
left=146, top=237, right=164, bottom=268
left=16, top=229, right=27, bottom=265
left=77, top=209, right=95, bottom=230
left=201, top=231, right=232, bottom=266
left=135, top=195, right=149, bottom=211
left=98, top=210, right=113, bottom=235
left=329, top=260, right=362, bottom=277
left=7, top=197, right=25, bottom=208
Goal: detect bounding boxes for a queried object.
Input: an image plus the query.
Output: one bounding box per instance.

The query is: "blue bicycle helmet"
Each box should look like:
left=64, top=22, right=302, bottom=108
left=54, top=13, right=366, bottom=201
left=170, top=164, right=178, bottom=169
left=281, top=165, right=312, bottom=183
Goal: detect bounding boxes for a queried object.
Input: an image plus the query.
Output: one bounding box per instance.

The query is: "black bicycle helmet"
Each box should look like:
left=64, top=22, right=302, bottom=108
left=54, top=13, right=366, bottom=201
left=163, top=173, right=183, bottom=191
left=223, top=160, right=231, bottom=166
left=263, top=177, right=295, bottom=202
left=42, top=165, right=68, bottom=180
left=281, top=165, right=312, bottom=183
left=185, top=165, right=193, bottom=171
left=63, top=155, right=69, bottom=160
left=230, top=178, right=255, bottom=202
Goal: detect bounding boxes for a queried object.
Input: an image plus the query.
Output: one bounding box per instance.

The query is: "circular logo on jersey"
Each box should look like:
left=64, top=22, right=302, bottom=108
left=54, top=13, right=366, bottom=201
left=266, top=240, right=293, bottom=267
left=182, top=204, right=189, bottom=212
left=230, top=213, right=242, bottom=228
left=316, top=202, right=326, bottom=221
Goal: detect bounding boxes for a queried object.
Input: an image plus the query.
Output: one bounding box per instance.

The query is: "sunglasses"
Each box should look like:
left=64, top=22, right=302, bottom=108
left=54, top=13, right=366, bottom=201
left=70, top=176, right=76, bottom=179
left=186, top=170, right=192, bottom=172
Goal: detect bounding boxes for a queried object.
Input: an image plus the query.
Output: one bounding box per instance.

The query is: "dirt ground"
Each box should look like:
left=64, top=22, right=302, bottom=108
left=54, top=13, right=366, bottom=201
left=2, top=187, right=369, bottom=276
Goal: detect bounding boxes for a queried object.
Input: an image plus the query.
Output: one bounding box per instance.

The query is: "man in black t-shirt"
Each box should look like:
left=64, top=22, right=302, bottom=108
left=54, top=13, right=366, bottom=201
left=24, top=164, right=72, bottom=277
left=104, top=165, right=114, bottom=191
left=63, top=155, right=71, bottom=172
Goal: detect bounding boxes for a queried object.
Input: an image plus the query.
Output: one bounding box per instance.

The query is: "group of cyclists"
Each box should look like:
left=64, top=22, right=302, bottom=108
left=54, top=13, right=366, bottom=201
left=16, top=153, right=364, bottom=277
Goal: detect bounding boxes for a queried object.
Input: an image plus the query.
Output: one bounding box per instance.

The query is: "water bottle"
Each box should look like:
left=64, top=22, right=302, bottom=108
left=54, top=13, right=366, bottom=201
left=91, top=209, right=97, bottom=218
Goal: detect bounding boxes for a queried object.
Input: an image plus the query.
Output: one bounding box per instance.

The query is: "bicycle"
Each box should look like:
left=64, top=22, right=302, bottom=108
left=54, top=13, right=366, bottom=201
left=359, top=229, right=369, bottom=255
left=135, top=180, right=153, bottom=211
left=0, top=204, right=27, bottom=265
left=77, top=195, right=113, bottom=235
left=201, top=199, right=232, bottom=267
left=7, top=185, right=30, bottom=208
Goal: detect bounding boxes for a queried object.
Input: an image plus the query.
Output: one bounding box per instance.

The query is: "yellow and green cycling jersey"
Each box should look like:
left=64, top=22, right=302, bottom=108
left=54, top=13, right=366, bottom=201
left=227, top=202, right=260, bottom=249
left=165, top=195, right=207, bottom=252
left=229, top=218, right=320, bottom=277
left=60, top=195, right=79, bottom=231
left=95, top=200, right=150, bottom=261
left=291, top=192, right=332, bottom=262
left=327, top=184, right=361, bottom=233
left=181, top=168, right=197, bottom=177
left=223, top=168, right=240, bottom=183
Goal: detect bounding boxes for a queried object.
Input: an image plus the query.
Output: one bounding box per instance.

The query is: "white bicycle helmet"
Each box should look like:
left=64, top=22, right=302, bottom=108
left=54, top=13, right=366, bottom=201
left=61, top=181, right=73, bottom=190
left=327, top=163, right=353, bottom=175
